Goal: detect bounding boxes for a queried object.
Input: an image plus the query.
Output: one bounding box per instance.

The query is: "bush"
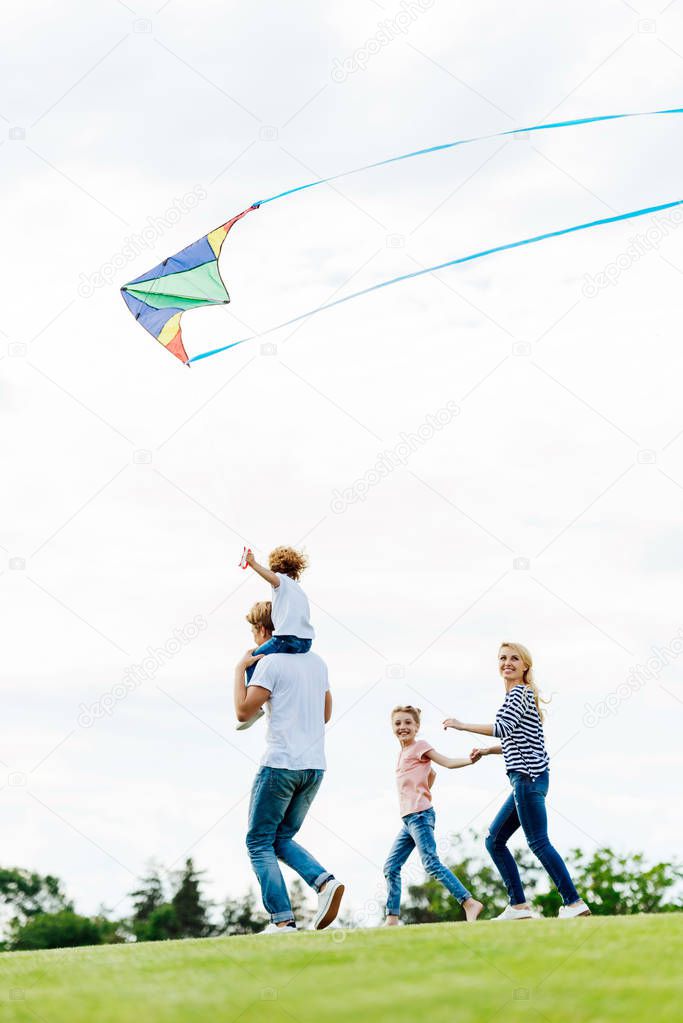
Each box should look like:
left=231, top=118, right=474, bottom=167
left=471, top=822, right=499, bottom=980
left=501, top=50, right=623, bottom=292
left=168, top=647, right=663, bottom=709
left=11, top=911, right=105, bottom=951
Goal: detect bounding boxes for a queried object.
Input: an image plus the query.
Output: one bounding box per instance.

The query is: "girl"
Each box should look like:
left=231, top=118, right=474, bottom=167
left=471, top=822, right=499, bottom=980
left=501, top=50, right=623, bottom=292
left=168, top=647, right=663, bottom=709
left=384, top=705, right=483, bottom=925
left=443, top=642, right=590, bottom=920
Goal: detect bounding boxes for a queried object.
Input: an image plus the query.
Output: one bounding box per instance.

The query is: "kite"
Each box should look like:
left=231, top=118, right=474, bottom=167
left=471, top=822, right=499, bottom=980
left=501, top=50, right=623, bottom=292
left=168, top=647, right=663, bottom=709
left=120, top=206, right=258, bottom=364
left=121, top=105, right=683, bottom=366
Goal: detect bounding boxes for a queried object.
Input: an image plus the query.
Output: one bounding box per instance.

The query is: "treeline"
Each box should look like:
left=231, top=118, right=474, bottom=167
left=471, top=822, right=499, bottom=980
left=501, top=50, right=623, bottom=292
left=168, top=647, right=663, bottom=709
left=0, top=837, right=680, bottom=950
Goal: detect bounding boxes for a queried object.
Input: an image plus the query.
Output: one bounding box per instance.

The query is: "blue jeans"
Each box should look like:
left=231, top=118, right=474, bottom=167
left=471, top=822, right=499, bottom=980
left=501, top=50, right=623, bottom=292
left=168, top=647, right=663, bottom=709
left=384, top=807, right=471, bottom=916
left=246, top=767, right=332, bottom=923
left=245, top=636, right=313, bottom=682
left=485, top=770, right=580, bottom=906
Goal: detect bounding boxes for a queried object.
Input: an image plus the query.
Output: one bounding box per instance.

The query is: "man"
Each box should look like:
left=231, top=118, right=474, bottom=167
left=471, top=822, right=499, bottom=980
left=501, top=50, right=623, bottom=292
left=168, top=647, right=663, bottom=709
left=234, top=600, right=344, bottom=933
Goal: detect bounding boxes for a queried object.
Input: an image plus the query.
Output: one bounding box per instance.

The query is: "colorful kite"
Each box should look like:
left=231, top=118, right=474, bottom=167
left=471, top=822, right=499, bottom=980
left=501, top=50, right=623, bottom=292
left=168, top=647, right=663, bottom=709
left=121, top=105, right=683, bottom=366
left=120, top=205, right=258, bottom=364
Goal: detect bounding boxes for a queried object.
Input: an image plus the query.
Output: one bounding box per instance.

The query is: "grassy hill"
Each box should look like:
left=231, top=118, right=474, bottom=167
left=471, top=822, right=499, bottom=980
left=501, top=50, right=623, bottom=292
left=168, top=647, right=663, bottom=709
left=0, top=914, right=679, bottom=1022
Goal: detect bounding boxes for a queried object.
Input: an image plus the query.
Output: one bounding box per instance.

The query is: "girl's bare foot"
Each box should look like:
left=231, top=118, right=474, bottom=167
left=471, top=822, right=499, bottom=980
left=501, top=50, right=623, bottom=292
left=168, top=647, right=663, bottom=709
left=384, top=915, right=400, bottom=927
left=463, top=898, right=484, bottom=922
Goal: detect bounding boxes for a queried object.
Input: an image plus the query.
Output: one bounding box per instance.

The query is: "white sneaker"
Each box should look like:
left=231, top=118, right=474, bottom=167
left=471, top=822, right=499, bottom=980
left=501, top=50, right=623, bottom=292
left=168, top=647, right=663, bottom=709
left=312, top=879, right=345, bottom=930
left=236, top=709, right=265, bottom=731
left=260, top=922, right=297, bottom=934
left=558, top=900, right=591, bottom=919
left=492, top=904, right=536, bottom=921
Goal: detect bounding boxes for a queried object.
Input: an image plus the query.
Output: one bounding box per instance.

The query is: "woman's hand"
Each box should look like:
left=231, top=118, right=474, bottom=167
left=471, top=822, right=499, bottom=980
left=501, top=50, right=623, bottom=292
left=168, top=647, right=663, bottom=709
left=443, top=717, right=464, bottom=731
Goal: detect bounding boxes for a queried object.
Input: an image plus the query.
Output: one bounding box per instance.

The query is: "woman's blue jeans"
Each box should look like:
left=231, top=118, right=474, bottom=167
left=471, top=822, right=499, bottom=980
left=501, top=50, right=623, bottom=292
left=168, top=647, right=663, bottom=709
left=384, top=807, right=471, bottom=916
left=485, top=770, right=580, bottom=906
left=245, top=636, right=312, bottom=682
left=246, top=767, right=332, bottom=923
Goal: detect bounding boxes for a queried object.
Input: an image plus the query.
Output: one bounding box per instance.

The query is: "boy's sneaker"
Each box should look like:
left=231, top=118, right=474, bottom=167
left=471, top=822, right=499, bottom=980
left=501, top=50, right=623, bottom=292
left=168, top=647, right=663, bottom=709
left=558, top=900, right=591, bottom=919
left=261, top=922, right=297, bottom=934
left=236, top=709, right=265, bottom=731
left=492, top=904, right=537, bottom=921
left=312, top=879, right=345, bottom=930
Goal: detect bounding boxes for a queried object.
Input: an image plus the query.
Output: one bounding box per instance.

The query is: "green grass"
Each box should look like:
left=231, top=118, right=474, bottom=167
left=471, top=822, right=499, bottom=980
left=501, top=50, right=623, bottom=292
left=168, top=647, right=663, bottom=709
left=0, top=914, right=679, bottom=1023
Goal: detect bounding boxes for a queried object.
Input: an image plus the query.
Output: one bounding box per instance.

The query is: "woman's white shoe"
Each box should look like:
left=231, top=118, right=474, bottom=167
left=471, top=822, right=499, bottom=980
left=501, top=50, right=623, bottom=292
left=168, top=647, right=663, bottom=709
left=558, top=900, right=591, bottom=919
left=493, top=904, right=536, bottom=920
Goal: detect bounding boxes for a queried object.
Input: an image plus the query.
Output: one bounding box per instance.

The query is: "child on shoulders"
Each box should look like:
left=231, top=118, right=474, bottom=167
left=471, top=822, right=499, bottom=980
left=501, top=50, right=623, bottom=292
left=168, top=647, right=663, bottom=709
left=244, top=546, right=314, bottom=682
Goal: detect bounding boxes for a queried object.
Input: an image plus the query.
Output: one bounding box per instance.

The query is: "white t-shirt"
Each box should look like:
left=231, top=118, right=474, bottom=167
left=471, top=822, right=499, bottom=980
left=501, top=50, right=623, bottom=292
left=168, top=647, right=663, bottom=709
left=271, top=573, right=315, bottom=639
left=248, top=651, right=328, bottom=769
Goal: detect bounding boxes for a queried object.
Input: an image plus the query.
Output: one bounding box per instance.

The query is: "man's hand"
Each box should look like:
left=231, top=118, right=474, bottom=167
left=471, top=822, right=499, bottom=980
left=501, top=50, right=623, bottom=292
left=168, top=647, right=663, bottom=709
left=470, top=747, right=486, bottom=763
left=237, top=649, right=264, bottom=672
left=443, top=717, right=464, bottom=731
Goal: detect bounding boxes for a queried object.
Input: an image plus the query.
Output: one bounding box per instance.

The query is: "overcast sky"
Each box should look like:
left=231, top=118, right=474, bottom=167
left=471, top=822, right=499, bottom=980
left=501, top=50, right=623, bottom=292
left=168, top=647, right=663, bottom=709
left=1, top=0, right=682, bottom=925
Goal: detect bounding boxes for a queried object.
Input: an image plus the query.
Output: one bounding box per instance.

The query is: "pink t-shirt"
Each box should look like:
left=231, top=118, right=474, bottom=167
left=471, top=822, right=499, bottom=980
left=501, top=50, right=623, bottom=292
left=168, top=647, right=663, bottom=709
left=396, top=738, right=434, bottom=817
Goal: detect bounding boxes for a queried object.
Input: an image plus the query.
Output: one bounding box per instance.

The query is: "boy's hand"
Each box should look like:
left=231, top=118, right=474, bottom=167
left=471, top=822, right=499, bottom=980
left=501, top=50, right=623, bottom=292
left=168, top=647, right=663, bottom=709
left=443, top=717, right=463, bottom=731
left=245, top=549, right=255, bottom=568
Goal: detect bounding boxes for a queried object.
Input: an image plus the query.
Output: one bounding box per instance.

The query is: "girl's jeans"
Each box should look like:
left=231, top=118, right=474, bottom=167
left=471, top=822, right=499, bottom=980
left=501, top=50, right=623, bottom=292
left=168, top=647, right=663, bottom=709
left=485, top=769, right=580, bottom=906
left=245, top=636, right=312, bottom=682
left=384, top=806, right=471, bottom=916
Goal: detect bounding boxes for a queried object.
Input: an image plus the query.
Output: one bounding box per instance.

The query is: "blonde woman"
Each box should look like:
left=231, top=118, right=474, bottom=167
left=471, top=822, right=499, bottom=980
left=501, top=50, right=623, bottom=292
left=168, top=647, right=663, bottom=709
left=443, top=643, right=590, bottom=920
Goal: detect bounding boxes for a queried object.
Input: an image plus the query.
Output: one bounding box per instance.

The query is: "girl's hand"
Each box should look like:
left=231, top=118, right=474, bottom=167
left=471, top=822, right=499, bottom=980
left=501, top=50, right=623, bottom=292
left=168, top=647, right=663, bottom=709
left=443, top=717, right=463, bottom=731
left=427, top=769, right=436, bottom=789
left=470, top=747, right=486, bottom=763
left=245, top=548, right=255, bottom=567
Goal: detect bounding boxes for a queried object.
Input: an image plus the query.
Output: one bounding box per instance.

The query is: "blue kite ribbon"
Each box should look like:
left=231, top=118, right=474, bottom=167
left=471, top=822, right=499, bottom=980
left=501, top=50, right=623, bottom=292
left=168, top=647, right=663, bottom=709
left=188, top=197, right=683, bottom=364
left=252, top=106, right=683, bottom=206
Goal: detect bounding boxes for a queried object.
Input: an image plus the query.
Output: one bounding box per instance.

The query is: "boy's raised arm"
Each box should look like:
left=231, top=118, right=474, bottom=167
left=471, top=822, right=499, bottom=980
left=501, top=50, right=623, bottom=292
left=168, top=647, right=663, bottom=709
left=246, top=550, right=281, bottom=588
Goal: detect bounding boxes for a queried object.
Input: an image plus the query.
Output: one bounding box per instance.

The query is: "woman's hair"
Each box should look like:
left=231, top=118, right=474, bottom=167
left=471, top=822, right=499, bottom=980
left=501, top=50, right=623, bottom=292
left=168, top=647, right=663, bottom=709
left=246, top=601, right=274, bottom=632
left=268, top=546, right=309, bottom=580
left=499, top=642, right=548, bottom=720
left=390, top=705, right=421, bottom=726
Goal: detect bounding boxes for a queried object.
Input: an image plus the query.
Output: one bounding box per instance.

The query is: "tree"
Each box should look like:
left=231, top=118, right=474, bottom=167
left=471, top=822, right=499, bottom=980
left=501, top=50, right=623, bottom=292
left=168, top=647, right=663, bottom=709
left=10, top=911, right=104, bottom=951
left=533, top=848, right=683, bottom=917
left=0, top=868, right=72, bottom=923
left=141, top=904, right=181, bottom=942
left=401, top=832, right=683, bottom=921
left=401, top=831, right=542, bottom=923
left=289, top=878, right=315, bottom=929
left=222, top=891, right=267, bottom=935
left=129, top=865, right=166, bottom=925
left=171, top=859, right=213, bottom=938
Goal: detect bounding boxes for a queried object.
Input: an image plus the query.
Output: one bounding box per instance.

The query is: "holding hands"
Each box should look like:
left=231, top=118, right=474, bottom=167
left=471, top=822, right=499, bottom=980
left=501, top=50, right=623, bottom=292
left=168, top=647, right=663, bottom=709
left=443, top=714, right=501, bottom=760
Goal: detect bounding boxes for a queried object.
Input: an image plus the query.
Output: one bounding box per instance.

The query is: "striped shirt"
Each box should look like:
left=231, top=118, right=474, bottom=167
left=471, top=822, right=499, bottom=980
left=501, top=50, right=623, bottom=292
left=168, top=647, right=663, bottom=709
left=493, top=684, right=549, bottom=779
